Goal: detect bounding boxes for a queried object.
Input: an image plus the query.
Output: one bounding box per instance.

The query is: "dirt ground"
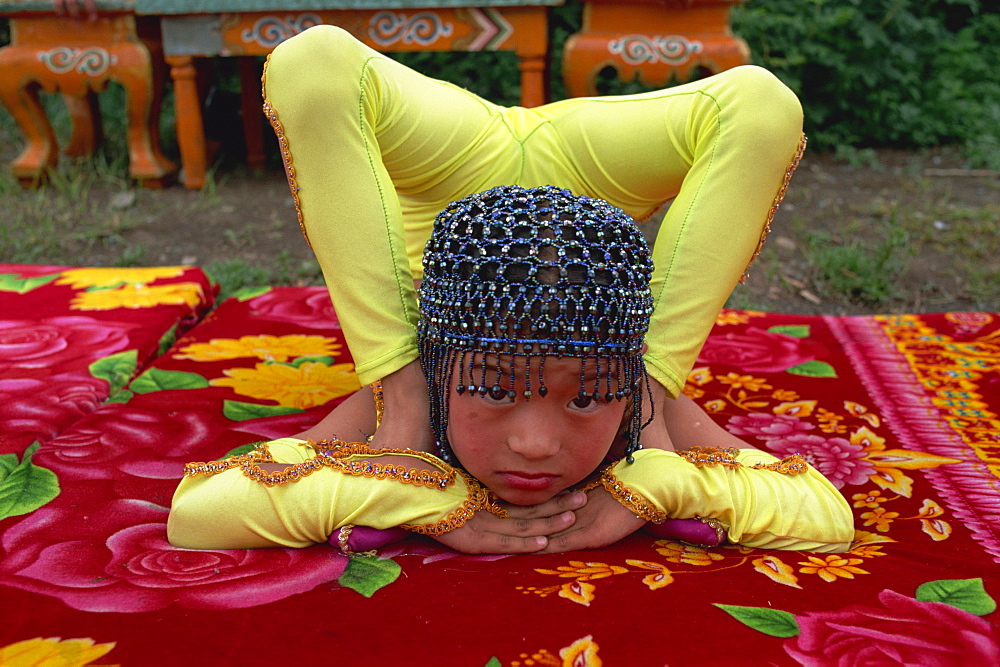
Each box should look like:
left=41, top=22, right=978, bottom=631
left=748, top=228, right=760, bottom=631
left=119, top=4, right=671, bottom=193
left=50, top=146, right=1000, bottom=315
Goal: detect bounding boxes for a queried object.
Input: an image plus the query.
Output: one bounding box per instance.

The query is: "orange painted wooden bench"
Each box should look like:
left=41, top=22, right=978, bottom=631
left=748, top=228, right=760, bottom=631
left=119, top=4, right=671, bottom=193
left=0, top=1, right=176, bottom=187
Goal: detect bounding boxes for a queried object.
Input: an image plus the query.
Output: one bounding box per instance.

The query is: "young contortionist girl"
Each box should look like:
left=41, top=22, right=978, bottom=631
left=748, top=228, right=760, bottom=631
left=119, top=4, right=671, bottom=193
left=168, top=185, right=854, bottom=555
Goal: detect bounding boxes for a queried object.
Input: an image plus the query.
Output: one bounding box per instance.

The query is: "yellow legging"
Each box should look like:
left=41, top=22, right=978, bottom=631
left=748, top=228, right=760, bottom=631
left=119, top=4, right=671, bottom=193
left=263, top=25, right=804, bottom=397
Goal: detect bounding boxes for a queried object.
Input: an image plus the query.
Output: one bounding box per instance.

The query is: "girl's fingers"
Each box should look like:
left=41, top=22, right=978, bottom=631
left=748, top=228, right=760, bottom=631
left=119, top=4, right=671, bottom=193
left=502, top=491, right=587, bottom=520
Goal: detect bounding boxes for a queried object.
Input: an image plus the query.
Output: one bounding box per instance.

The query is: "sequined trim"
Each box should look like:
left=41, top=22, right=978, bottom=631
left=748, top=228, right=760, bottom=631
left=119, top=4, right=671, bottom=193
left=372, top=380, right=384, bottom=429
left=336, top=524, right=378, bottom=558
left=404, top=478, right=507, bottom=535
left=183, top=439, right=457, bottom=489
left=600, top=468, right=668, bottom=524
left=741, top=133, right=807, bottom=282
left=261, top=55, right=310, bottom=249
left=694, top=515, right=729, bottom=547
left=677, top=446, right=809, bottom=475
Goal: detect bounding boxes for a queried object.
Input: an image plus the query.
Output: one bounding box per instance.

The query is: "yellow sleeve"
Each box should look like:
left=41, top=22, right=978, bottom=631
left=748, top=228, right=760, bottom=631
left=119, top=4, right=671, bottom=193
left=167, top=438, right=492, bottom=550
left=605, top=448, right=855, bottom=552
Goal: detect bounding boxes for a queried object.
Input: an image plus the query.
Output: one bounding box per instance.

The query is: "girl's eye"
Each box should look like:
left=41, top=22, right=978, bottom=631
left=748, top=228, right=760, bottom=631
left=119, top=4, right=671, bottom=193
left=487, top=385, right=510, bottom=402
left=571, top=395, right=594, bottom=409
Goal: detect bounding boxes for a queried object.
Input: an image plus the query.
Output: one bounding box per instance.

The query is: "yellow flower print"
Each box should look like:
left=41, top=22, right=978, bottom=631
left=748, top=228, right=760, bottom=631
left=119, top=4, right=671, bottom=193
left=716, top=310, right=764, bottom=325
left=913, top=499, right=951, bottom=541
left=850, top=530, right=897, bottom=548
left=718, top=373, right=772, bottom=392
left=559, top=635, right=602, bottom=667
left=816, top=408, right=847, bottom=433
left=654, top=541, right=725, bottom=566
left=57, top=266, right=186, bottom=289
left=683, top=386, right=706, bottom=400
left=687, top=367, right=714, bottom=386
left=535, top=561, right=628, bottom=581
left=920, top=517, right=952, bottom=541
left=798, top=555, right=869, bottom=583
left=849, top=545, right=888, bottom=559
left=211, top=361, right=360, bottom=409
left=752, top=555, right=801, bottom=589
left=860, top=507, right=899, bottom=533
left=852, top=489, right=888, bottom=509
left=771, top=389, right=800, bottom=402
left=625, top=559, right=674, bottom=590
left=773, top=400, right=817, bottom=418
left=844, top=401, right=881, bottom=427
left=703, top=399, right=726, bottom=413
left=558, top=580, right=597, bottom=606
left=0, top=636, right=116, bottom=666
left=177, top=335, right=342, bottom=363
left=70, top=282, right=204, bottom=311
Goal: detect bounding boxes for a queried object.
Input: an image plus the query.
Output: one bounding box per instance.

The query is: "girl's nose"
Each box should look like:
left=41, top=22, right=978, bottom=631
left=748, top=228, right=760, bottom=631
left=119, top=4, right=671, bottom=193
left=506, top=413, right=560, bottom=460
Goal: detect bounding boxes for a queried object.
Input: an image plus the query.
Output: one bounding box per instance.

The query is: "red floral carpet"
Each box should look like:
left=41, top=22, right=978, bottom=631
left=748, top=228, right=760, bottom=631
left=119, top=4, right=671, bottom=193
left=1, top=264, right=998, bottom=666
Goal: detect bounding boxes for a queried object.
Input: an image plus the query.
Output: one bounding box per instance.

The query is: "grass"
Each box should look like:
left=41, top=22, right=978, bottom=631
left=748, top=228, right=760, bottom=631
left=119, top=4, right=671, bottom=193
left=2, top=84, right=996, bottom=314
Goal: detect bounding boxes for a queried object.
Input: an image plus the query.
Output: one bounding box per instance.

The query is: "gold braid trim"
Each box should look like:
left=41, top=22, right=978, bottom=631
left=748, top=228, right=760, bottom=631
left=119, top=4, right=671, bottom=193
left=183, top=439, right=458, bottom=489
left=404, top=471, right=508, bottom=535
left=741, top=132, right=807, bottom=282
left=371, top=380, right=385, bottom=428
left=261, top=54, right=311, bottom=249
left=677, top=446, right=809, bottom=475
left=600, top=468, right=667, bottom=524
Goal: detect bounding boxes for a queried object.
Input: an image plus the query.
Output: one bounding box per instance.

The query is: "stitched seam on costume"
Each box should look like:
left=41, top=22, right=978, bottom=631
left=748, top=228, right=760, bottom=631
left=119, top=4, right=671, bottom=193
left=261, top=54, right=310, bottom=249
left=358, top=56, right=419, bottom=335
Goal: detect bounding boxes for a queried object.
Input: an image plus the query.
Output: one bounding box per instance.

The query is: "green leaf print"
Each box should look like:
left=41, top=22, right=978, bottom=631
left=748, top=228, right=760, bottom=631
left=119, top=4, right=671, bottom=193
left=339, top=556, right=402, bottom=598
left=222, top=400, right=303, bottom=421
left=916, top=578, right=997, bottom=616
left=130, top=368, right=210, bottom=393
left=233, top=286, right=272, bottom=301
left=90, top=349, right=138, bottom=394
left=290, top=356, right=337, bottom=367
left=786, top=360, right=838, bottom=378
left=0, top=273, right=60, bottom=293
left=767, top=325, right=811, bottom=338
left=0, top=443, right=60, bottom=520
left=713, top=604, right=800, bottom=637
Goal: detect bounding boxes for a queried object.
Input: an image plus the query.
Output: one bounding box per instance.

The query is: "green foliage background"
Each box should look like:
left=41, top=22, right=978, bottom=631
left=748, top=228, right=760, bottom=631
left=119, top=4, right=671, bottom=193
left=1, top=0, right=997, bottom=166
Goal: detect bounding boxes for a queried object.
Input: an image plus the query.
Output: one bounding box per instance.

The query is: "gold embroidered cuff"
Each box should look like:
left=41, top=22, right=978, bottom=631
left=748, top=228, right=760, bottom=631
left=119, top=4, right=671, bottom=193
left=600, top=468, right=667, bottom=524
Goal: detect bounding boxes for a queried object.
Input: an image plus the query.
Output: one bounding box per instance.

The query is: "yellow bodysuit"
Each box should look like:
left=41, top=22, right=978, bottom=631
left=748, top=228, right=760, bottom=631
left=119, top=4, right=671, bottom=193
left=262, top=25, right=806, bottom=398
left=167, top=27, right=854, bottom=553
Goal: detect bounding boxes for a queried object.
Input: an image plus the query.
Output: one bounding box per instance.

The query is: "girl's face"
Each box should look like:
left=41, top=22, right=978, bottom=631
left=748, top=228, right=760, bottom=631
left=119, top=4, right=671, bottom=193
left=446, top=354, right=628, bottom=506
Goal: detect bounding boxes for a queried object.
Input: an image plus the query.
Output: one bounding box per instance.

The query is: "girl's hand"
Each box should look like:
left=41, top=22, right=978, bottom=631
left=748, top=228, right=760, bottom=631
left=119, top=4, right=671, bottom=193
left=431, top=492, right=587, bottom=554
left=540, top=486, right=646, bottom=553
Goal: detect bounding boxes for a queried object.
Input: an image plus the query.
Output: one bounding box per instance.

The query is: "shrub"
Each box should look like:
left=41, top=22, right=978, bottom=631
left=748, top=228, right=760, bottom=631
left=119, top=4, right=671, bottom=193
left=732, top=0, right=999, bottom=166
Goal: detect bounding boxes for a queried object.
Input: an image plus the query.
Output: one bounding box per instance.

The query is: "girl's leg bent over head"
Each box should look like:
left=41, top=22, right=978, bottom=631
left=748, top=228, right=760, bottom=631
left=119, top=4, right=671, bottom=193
left=538, top=66, right=804, bottom=396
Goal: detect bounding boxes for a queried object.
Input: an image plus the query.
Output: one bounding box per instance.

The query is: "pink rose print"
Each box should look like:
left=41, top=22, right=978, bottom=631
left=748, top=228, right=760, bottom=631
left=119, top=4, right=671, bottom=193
left=785, top=590, right=1000, bottom=665
left=0, top=374, right=107, bottom=454
left=0, top=499, right=348, bottom=612
left=697, top=327, right=821, bottom=373
left=0, top=317, right=137, bottom=378
left=248, top=289, right=340, bottom=329
left=726, top=413, right=815, bottom=441
left=34, top=394, right=227, bottom=481
left=767, top=434, right=874, bottom=488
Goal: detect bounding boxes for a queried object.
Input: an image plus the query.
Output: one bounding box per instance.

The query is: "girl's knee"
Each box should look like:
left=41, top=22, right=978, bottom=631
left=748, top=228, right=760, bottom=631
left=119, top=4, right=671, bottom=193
left=714, top=66, right=803, bottom=148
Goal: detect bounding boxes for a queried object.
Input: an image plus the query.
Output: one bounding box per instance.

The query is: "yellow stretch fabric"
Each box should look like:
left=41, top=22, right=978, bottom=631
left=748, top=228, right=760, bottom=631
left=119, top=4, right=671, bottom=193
left=613, top=449, right=855, bottom=552
left=263, top=25, right=805, bottom=396
left=167, top=438, right=472, bottom=549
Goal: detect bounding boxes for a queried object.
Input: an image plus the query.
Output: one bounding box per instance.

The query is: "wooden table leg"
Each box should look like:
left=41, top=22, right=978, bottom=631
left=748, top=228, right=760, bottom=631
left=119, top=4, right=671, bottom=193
left=62, top=92, right=104, bottom=158
left=239, top=56, right=266, bottom=171
left=167, top=55, right=208, bottom=189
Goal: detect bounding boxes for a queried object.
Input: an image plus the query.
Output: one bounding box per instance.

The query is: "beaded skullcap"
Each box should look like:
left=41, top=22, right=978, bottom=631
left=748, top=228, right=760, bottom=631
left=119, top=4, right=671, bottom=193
left=417, top=184, right=655, bottom=463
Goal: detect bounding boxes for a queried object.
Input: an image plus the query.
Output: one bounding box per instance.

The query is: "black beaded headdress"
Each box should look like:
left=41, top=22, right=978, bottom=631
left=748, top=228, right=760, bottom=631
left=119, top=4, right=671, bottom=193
left=418, top=185, right=655, bottom=463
